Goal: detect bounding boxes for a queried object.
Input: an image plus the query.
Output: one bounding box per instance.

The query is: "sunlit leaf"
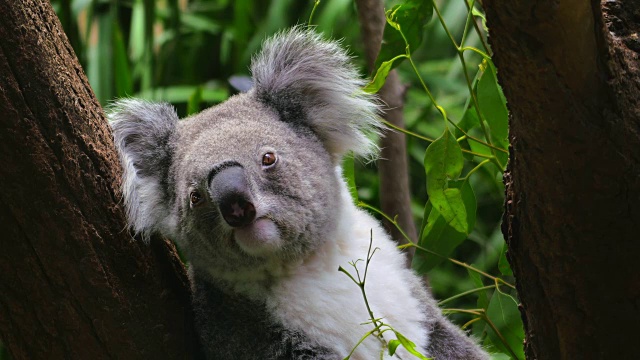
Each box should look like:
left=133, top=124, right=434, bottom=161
left=392, top=331, right=430, bottom=360
left=363, top=57, right=403, bottom=94
left=388, top=339, right=401, bottom=356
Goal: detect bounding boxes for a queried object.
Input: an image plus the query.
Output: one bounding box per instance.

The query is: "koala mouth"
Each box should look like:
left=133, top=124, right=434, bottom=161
left=233, top=217, right=282, bottom=256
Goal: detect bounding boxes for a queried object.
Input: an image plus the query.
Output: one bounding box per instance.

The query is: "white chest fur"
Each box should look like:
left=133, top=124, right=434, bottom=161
left=266, top=185, right=430, bottom=359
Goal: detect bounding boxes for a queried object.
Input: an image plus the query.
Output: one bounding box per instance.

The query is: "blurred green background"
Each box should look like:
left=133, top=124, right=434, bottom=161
left=0, top=1, right=518, bottom=359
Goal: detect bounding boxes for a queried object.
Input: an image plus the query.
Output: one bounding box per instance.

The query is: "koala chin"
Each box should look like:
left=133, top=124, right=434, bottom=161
left=109, top=27, right=489, bottom=360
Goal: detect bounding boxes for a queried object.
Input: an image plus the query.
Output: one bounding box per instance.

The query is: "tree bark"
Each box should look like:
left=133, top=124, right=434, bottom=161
left=355, top=0, right=418, bottom=262
left=485, top=0, right=640, bottom=358
left=0, top=1, right=199, bottom=359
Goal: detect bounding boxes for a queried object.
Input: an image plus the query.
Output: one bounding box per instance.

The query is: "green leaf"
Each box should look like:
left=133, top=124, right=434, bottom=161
left=392, top=331, right=430, bottom=360
left=412, top=180, right=476, bottom=273
left=424, top=128, right=466, bottom=233
left=187, top=87, right=203, bottom=115
left=456, top=106, right=480, bottom=160
left=477, top=60, right=508, bottom=145
left=498, top=243, right=513, bottom=276
left=136, top=85, right=228, bottom=104
left=363, top=57, right=403, bottom=94
left=373, top=0, right=434, bottom=71
left=388, top=339, right=401, bottom=356
left=342, top=155, right=359, bottom=203
left=467, top=268, right=490, bottom=311
left=486, top=291, right=525, bottom=360
left=471, top=6, right=488, bottom=32
left=113, top=23, right=133, bottom=98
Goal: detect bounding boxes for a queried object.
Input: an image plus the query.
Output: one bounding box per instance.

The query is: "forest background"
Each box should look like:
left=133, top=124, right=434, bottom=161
left=2, top=0, right=521, bottom=359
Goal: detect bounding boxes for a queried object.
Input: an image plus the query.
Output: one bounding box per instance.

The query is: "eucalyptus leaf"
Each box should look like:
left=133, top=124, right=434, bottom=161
left=392, top=331, right=430, bottom=360
left=424, top=128, right=467, bottom=233
left=412, top=180, right=476, bottom=273
left=456, top=108, right=479, bottom=161
left=373, top=0, right=433, bottom=71
left=498, top=243, right=513, bottom=276
left=388, top=339, right=401, bottom=356
left=486, top=291, right=525, bottom=360
left=363, top=57, right=401, bottom=94
left=477, top=60, right=508, bottom=145
left=467, top=268, right=490, bottom=338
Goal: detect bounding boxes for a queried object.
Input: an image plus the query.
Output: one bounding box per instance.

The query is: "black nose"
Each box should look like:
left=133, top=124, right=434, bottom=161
left=209, top=165, right=256, bottom=227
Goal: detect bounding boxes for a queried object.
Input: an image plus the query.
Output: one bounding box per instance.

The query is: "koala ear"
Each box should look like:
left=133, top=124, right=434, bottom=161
left=251, top=27, right=381, bottom=160
left=108, top=99, right=178, bottom=241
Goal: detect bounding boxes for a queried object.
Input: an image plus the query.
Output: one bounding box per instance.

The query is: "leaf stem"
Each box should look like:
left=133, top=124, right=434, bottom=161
left=458, top=53, right=504, bottom=169
left=464, top=158, right=491, bottom=180
left=432, top=1, right=459, bottom=48
left=308, top=0, right=320, bottom=25
left=460, top=0, right=476, bottom=47
left=448, top=118, right=509, bottom=154
left=358, top=202, right=515, bottom=290
left=437, top=285, right=496, bottom=306
left=460, top=46, right=490, bottom=59
left=462, top=0, right=491, bottom=55
left=382, top=120, right=495, bottom=159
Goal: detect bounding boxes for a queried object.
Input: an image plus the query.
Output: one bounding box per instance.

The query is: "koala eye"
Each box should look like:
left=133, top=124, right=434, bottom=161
left=190, top=191, right=204, bottom=207
left=262, top=152, right=277, bottom=167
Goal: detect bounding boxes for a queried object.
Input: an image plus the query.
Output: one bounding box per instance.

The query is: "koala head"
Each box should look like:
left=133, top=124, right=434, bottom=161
left=109, top=28, right=380, bottom=278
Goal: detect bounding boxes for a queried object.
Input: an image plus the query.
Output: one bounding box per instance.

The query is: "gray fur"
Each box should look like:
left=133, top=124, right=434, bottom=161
left=109, top=28, right=488, bottom=359
left=252, top=27, right=380, bottom=161
left=109, top=99, right=179, bottom=241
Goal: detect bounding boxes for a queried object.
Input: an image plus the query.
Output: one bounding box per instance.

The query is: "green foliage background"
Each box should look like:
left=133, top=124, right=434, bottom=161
left=0, top=1, right=524, bottom=359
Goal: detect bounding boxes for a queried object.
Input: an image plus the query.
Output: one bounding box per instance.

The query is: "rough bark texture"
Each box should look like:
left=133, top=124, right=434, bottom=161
left=355, top=0, right=418, bottom=261
left=0, top=1, right=199, bottom=359
left=485, top=0, right=640, bottom=358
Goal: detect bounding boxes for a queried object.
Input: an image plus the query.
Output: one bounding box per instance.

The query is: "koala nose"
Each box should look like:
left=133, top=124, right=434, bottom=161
left=209, top=165, right=256, bottom=228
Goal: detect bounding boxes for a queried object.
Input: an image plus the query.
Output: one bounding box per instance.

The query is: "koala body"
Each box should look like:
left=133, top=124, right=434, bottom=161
left=110, top=28, right=488, bottom=359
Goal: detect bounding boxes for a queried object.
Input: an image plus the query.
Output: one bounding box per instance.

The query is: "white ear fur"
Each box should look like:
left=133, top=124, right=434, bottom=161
left=109, top=99, right=179, bottom=241
left=251, top=27, right=381, bottom=161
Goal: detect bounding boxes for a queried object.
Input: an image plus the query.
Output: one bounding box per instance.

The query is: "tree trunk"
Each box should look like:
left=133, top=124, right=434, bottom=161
left=355, top=0, right=418, bottom=262
left=0, top=1, right=199, bottom=358
left=485, top=0, right=640, bottom=358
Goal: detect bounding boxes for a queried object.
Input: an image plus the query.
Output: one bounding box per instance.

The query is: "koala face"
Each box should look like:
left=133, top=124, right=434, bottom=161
left=109, top=28, right=379, bottom=280
left=171, top=96, right=341, bottom=272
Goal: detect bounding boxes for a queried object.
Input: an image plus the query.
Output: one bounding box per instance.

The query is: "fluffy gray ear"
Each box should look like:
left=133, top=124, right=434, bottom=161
left=108, top=99, right=178, bottom=241
left=251, top=27, right=381, bottom=160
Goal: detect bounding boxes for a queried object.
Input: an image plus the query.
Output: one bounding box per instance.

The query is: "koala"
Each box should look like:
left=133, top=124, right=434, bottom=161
left=109, top=28, right=488, bottom=360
